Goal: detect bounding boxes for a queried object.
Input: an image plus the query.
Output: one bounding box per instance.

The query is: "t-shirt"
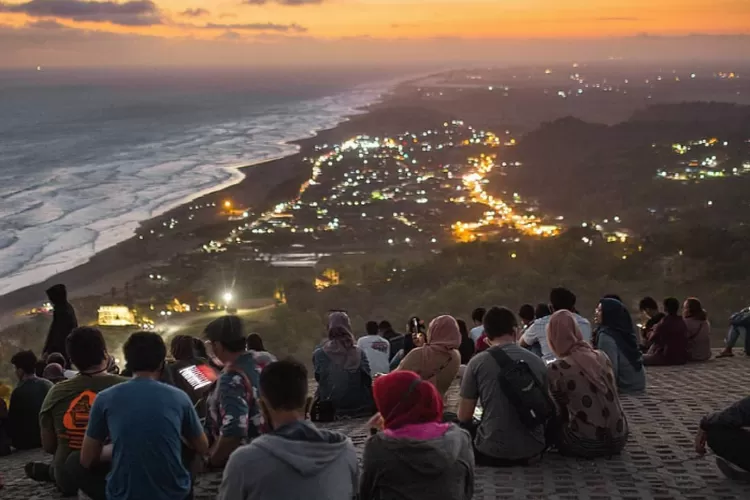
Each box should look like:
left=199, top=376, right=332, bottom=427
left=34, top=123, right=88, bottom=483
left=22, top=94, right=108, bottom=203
left=8, top=377, right=52, bottom=449
left=40, top=374, right=126, bottom=474
left=357, top=335, right=391, bottom=376
left=521, top=313, right=592, bottom=358
left=86, top=378, right=204, bottom=500
left=207, top=352, right=263, bottom=441
left=469, top=325, right=484, bottom=343
left=460, top=344, right=548, bottom=460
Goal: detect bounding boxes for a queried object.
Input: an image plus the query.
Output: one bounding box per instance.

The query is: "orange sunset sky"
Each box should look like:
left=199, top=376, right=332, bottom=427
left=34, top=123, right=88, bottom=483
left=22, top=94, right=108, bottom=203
left=0, top=0, right=749, bottom=66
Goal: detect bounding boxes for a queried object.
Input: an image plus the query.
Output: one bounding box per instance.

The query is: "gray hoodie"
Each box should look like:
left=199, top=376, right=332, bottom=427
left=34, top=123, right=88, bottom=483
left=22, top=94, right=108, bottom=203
left=218, top=420, right=358, bottom=500
left=359, top=424, right=474, bottom=500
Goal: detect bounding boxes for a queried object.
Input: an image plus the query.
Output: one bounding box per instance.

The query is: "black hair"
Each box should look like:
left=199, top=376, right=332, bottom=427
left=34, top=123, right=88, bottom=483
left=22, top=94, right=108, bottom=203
left=193, top=337, right=209, bottom=359
left=518, top=304, right=535, bottom=322
left=247, top=333, right=265, bottom=352
left=407, top=316, right=425, bottom=334
left=639, top=296, right=659, bottom=312
left=204, top=315, right=246, bottom=352
left=365, top=321, right=379, bottom=336
left=170, top=335, right=195, bottom=361
left=471, top=307, right=486, bottom=323
left=456, top=318, right=469, bottom=339
left=124, top=331, right=167, bottom=372
left=550, top=287, right=577, bottom=312
left=260, top=358, right=308, bottom=411
left=378, top=320, right=392, bottom=331
left=483, top=306, right=518, bottom=340
left=46, top=353, right=66, bottom=366
left=67, top=327, right=107, bottom=371
left=603, top=294, right=622, bottom=303
left=664, top=297, right=681, bottom=316
left=535, top=303, right=552, bottom=318
left=11, top=350, right=38, bottom=375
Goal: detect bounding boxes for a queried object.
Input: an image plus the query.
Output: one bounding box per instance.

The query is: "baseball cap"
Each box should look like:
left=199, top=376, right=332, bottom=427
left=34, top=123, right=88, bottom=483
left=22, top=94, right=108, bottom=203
left=204, top=315, right=245, bottom=344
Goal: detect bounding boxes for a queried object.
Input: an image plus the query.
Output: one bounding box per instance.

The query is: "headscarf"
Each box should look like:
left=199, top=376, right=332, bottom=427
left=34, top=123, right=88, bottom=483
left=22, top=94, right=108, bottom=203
left=406, top=315, right=461, bottom=380
left=373, top=371, right=443, bottom=430
left=599, top=298, right=643, bottom=371
left=322, top=312, right=361, bottom=370
left=547, top=310, right=609, bottom=393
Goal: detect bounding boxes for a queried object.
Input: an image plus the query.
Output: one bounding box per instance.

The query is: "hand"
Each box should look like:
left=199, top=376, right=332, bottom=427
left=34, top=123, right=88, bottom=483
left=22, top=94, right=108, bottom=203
left=367, top=412, right=384, bottom=432
left=695, top=429, right=708, bottom=455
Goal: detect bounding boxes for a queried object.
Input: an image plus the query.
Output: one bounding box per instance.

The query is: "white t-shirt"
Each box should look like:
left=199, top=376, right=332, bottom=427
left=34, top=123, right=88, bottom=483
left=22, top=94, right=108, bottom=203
left=469, top=325, right=484, bottom=343
left=520, top=313, right=592, bottom=358
left=357, top=335, right=392, bottom=376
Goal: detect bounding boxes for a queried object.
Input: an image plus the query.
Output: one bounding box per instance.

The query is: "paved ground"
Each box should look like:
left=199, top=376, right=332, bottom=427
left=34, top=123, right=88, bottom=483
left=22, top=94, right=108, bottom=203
left=2, top=350, right=749, bottom=500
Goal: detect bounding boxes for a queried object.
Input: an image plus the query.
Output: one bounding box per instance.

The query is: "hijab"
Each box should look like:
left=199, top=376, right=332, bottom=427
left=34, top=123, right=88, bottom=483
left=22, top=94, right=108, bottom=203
left=408, top=315, right=460, bottom=376
left=547, top=310, right=609, bottom=393
left=322, top=312, right=361, bottom=370
left=373, top=370, right=443, bottom=430
left=599, top=298, right=643, bottom=371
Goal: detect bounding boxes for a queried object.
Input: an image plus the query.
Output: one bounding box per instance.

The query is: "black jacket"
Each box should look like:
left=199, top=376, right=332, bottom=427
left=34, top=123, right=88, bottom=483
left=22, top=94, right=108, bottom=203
left=701, top=396, right=750, bottom=430
left=42, top=284, right=78, bottom=359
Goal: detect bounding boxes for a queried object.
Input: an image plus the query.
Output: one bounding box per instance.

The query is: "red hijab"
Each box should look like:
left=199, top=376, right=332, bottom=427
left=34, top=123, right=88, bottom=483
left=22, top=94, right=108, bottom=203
left=372, top=371, right=443, bottom=430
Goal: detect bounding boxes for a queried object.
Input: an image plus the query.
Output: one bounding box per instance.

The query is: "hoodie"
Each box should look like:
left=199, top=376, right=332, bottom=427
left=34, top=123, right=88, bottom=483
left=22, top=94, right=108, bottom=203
left=43, top=285, right=78, bottom=360
left=218, top=420, right=358, bottom=500
left=359, top=424, right=474, bottom=500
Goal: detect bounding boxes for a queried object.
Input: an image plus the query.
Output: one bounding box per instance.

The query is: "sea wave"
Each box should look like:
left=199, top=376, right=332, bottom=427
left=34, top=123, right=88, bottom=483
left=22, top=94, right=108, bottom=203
left=0, top=80, right=395, bottom=297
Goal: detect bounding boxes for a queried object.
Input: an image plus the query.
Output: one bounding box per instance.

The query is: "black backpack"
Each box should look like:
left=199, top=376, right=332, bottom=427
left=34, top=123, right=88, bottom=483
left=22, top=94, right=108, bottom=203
left=489, top=347, right=554, bottom=428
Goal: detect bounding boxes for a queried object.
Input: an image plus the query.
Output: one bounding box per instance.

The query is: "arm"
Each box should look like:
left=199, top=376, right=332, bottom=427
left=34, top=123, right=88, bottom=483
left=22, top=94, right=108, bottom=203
left=312, top=350, right=323, bottom=383
left=597, top=334, right=620, bottom=380
left=208, top=374, right=249, bottom=467
left=457, top=360, right=478, bottom=424
left=359, top=439, right=378, bottom=500
left=700, top=396, right=750, bottom=430
left=80, top=395, right=108, bottom=468
left=183, top=397, right=209, bottom=455
left=519, top=323, right=539, bottom=349
left=39, top=388, right=58, bottom=455
left=217, top=449, right=249, bottom=500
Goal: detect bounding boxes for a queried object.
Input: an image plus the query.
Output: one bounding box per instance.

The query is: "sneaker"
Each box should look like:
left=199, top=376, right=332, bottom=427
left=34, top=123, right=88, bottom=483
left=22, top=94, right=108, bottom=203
left=716, top=457, right=750, bottom=482
left=24, top=462, right=53, bottom=483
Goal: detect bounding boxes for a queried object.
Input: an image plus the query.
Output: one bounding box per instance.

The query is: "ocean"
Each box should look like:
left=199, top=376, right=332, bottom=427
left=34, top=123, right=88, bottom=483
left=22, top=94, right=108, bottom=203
left=0, top=67, right=410, bottom=297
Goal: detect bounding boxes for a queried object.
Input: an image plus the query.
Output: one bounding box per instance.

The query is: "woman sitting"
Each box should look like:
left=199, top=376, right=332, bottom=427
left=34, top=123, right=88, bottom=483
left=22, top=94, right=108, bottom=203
left=547, top=310, right=629, bottom=458
left=398, top=315, right=461, bottom=399
left=360, top=371, right=474, bottom=500
left=313, top=312, right=374, bottom=419
left=594, top=298, right=646, bottom=394
left=683, top=298, right=712, bottom=362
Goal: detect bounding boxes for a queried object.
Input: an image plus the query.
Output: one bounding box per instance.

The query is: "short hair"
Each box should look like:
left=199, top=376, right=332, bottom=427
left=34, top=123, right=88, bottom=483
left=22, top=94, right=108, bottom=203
left=483, top=306, right=518, bottom=340
left=365, top=321, right=379, bottom=336
left=471, top=307, right=486, bottom=323
left=67, top=327, right=107, bottom=371
left=535, top=303, right=552, bottom=318
left=124, top=331, right=166, bottom=372
left=170, top=335, right=195, bottom=361
left=378, top=320, right=392, bottom=331
left=246, top=333, right=265, bottom=352
left=550, top=287, right=577, bottom=312
left=518, top=304, right=535, bottom=322
left=11, top=350, right=37, bottom=375
left=664, top=297, right=680, bottom=315
left=260, top=358, right=308, bottom=411
left=221, top=338, right=247, bottom=353
left=46, top=353, right=66, bottom=366
left=639, top=297, right=659, bottom=312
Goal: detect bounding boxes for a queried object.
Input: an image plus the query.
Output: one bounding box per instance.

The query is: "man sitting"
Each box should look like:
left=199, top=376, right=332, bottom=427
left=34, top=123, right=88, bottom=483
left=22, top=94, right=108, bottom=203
left=81, top=331, right=208, bottom=500
left=643, top=297, right=688, bottom=366
left=357, top=321, right=391, bottom=376
left=458, top=307, right=549, bottom=465
left=696, top=396, right=750, bottom=482
left=638, top=297, right=665, bottom=344
left=520, top=287, right=592, bottom=360
left=8, top=350, right=52, bottom=450
left=219, top=359, right=358, bottom=500
left=469, top=308, right=486, bottom=343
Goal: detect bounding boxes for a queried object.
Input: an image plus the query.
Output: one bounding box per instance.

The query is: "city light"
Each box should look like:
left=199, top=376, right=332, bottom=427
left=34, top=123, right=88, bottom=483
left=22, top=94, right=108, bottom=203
left=223, top=291, right=234, bottom=303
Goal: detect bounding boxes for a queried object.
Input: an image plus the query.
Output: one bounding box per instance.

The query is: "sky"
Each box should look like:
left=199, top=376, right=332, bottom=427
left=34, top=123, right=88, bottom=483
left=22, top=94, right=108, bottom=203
left=0, top=0, right=749, bottom=67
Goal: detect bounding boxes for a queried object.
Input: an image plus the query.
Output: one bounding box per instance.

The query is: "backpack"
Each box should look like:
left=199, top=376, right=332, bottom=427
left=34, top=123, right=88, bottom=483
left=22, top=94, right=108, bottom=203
left=488, top=347, right=554, bottom=428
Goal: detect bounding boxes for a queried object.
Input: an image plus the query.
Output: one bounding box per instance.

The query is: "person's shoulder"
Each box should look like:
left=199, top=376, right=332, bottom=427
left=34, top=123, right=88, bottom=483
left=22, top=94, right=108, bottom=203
left=575, top=314, right=592, bottom=326
left=226, top=440, right=269, bottom=470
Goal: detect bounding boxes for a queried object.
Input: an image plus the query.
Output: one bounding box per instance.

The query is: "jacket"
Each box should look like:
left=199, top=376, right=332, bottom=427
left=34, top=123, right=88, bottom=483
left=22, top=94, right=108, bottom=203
left=700, top=396, right=750, bottom=430
left=218, top=420, right=357, bottom=500
left=42, top=285, right=78, bottom=359
left=649, top=315, right=688, bottom=365
left=313, top=348, right=374, bottom=417
left=684, top=317, right=712, bottom=362
left=359, top=424, right=474, bottom=500
left=597, top=330, right=646, bottom=394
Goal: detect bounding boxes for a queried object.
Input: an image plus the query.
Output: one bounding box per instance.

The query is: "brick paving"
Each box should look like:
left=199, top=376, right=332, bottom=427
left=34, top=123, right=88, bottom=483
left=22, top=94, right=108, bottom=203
left=2, top=351, right=749, bottom=499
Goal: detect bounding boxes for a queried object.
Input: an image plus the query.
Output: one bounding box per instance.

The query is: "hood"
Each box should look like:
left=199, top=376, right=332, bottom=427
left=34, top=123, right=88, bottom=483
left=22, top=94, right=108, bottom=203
left=253, top=420, right=352, bottom=477
left=46, top=284, right=68, bottom=304
left=377, top=424, right=465, bottom=475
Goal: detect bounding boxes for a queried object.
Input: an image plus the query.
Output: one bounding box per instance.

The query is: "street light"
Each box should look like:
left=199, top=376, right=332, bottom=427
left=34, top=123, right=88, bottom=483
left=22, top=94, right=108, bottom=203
left=223, top=291, right=234, bottom=304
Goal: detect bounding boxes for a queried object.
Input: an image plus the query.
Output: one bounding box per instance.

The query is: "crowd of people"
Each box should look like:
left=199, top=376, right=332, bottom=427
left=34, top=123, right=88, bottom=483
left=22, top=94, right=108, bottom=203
left=0, top=283, right=748, bottom=499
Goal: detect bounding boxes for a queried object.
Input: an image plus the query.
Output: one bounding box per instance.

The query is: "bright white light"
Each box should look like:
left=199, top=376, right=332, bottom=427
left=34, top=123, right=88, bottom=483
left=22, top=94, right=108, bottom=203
left=223, top=292, right=234, bottom=303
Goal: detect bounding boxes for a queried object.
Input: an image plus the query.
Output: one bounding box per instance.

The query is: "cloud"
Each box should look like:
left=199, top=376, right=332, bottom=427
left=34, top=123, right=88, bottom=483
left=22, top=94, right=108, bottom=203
left=243, top=0, right=323, bottom=5
left=0, top=0, right=162, bottom=26
left=180, top=8, right=209, bottom=17
left=26, top=19, right=67, bottom=29
left=217, top=30, right=241, bottom=40
left=203, top=22, right=307, bottom=33
left=596, top=17, right=639, bottom=22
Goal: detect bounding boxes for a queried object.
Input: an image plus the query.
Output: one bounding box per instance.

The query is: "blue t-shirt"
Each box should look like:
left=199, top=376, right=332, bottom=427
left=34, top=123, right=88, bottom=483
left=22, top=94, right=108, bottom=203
left=86, top=377, right=203, bottom=500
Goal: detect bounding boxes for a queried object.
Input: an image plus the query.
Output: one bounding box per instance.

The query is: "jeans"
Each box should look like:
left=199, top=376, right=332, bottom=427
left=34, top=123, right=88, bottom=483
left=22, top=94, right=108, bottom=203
left=459, top=419, right=539, bottom=467
left=64, top=451, right=109, bottom=500
left=726, top=326, right=750, bottom=353
left=707, top=426, right=750, bottom=473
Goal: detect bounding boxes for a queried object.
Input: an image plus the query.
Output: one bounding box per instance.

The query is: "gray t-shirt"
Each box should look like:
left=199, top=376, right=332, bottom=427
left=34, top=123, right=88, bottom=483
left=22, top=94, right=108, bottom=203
left=460, top=343, right=548, bottom=460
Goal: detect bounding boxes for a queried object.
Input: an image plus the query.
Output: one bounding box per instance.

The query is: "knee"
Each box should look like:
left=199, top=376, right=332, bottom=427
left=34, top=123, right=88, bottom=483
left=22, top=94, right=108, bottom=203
left=706, top=427, right=736, bottom=454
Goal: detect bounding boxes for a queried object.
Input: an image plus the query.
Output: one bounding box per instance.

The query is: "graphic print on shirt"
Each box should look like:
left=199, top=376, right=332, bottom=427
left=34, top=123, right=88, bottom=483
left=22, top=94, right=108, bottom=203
left=61, top=390, right=97, bottom=450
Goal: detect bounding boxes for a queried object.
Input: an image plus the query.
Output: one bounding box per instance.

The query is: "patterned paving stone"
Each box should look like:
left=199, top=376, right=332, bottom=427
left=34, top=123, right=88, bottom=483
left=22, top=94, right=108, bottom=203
left=1, top=351, right=749, bottom=499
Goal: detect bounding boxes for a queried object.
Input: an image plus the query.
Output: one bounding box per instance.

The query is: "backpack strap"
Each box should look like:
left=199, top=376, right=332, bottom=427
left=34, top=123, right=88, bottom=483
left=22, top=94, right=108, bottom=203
left=488, top=346, right=515, bottom=370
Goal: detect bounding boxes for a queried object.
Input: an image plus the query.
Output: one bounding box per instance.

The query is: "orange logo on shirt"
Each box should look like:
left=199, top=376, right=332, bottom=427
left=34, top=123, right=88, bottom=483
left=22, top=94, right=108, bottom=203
left=61, top=390, right=97, bottom=450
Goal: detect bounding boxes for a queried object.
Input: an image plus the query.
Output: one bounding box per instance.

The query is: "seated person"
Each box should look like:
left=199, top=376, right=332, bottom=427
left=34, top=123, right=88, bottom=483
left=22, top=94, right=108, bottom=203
left=547, top=310, right=629, bottom=458
left=643, top=298, right=688, bottom=366
left=9, top=350, right=53, bottom=450
left=26, top=327, right=126, bottom=497
left=46, top=353, right=77, bottom=379
left=360, top=371, right=474, bottom=500
left=718, top=307, right=750, bottom=358
left=167, top=335, right=217, bottom=420
left=594, top=298, right=646, bottom=394
left=458, top=306, right=548, bottom=466
left=696, top=396, right=750, bottom=481
left=683, top=298, right=712, bottom=362
left=42, top=363, right=67, bottom=385
left=357, top=321, right=391, bottom=377
left=312, top=312, right=375, bottom=419
left=457, top=319, right=476, bottom=365
left=219, top=359, right=357, bottom=500
left=638, top=297, right=665, bottom=344
left=469, top=308, right=486, bottom=343
left=518, top=304, right=536, bottom=331
left=246, top=333, right=277, bottom=371
left=379, top=320, right=405, bottom=361
left=521, top=288, right=592, bottom=360
left=398, top=315, right=461, bottom=398
left=81, top=332, right=208, bottom=500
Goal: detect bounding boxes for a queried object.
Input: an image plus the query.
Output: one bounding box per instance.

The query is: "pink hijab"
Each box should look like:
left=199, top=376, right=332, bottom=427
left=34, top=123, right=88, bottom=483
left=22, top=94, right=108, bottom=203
left=547, top=310, right=609, bottom=393
left=406, top=315, right=460, bottom=379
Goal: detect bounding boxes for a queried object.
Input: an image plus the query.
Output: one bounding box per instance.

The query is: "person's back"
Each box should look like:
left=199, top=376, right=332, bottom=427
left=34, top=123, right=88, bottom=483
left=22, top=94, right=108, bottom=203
left=379, top=322, right=405, bottom=361
left=313, top=347, right=373, bottom=416
left=43, top=284, right=78, bottom=360
left=650, top=314, right=688, bottom=365
left=684, top=317, right=712, bottom=362
left=9, top=377, right=52, bottom=450
left=596, top=331, right=646, bottom=393
left=358, top=322, right=391, bottom=376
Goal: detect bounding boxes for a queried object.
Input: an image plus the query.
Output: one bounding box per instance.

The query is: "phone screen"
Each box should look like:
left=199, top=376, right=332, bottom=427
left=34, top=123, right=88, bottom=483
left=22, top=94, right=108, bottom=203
left=178, top=364, right=218, bottom=390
